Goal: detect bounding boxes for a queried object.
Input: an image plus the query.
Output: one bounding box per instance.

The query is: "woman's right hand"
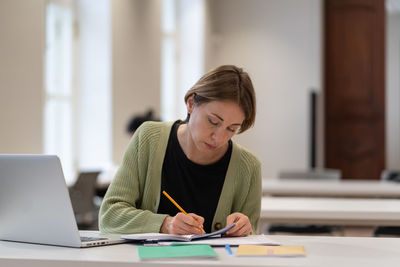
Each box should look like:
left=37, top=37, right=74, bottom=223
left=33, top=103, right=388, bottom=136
left=160, top=213, right=204, bottom=235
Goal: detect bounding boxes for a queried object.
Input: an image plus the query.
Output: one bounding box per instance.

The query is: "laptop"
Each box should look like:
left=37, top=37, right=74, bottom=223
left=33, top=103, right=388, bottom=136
left=0, top=154, right=127, bottom=248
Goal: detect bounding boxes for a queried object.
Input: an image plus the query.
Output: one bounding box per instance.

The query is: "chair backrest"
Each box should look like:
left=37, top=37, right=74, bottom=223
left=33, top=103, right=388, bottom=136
left=69, top=171, right=100, bottom=214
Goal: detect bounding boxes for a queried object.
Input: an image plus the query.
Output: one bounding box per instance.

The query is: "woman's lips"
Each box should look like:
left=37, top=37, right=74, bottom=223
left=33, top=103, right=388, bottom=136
left=205, top=142, right=217, bottom=150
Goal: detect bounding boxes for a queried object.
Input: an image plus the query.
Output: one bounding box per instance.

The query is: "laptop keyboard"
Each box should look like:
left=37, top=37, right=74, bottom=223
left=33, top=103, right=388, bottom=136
left=80, top=236, right=108, bottom=242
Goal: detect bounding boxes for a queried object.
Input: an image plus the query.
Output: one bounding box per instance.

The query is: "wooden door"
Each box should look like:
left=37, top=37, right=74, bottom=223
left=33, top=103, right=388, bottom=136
left=324, top=0, right=385, bottom=179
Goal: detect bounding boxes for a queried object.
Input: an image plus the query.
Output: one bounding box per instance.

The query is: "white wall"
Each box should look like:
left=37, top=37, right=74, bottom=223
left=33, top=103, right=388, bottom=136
left=0, top=0, right=45, bottom=154
left=0, top=0, right=162, bottom=166
left=112, top=0, right=162, bottom=164
left=205, top=0, right=322, bottom=178
left=1, top=0, right=398, bottom=177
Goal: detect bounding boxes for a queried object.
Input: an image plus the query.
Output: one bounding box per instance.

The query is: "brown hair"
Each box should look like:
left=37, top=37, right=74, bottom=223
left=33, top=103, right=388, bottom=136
left=184, top=65, right=256, bottom=133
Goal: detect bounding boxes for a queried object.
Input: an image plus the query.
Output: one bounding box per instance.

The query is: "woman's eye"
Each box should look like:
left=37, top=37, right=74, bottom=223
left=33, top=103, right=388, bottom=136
left=208, top=118, right=219, bottom=126
left=228, top=127, right=236, bottom=133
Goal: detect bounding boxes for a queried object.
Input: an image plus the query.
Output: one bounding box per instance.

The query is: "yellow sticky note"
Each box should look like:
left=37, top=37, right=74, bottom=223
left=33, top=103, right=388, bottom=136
left=236, top=245, right=306, bottom=257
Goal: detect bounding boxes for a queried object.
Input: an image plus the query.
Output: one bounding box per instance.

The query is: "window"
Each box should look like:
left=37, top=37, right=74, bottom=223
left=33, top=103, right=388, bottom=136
left=45, top=0, right=112, bottom=185
left=45, top=1, right=75, bottom=184
left=161, top=0, right=205, bottom=121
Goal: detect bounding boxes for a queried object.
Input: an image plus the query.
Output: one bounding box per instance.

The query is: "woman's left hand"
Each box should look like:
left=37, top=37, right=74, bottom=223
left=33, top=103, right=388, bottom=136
left=224, top=212, right=252, bottom=237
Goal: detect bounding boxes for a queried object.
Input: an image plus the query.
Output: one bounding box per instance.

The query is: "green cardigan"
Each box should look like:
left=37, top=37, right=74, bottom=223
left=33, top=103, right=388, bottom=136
left=99, top=121, right=261, bottom=234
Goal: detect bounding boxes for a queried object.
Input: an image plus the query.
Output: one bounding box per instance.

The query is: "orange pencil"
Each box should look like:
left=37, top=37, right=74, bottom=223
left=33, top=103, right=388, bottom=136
left=162, top=190, right=205, bottom=233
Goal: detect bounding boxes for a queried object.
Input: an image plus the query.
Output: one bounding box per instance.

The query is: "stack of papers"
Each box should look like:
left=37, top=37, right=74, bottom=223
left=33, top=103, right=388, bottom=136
left=162, top=235, right=280, bottom=247
left=122, top=223, right=280, bottom=247
left=236, top=245, right=306, bottom=257
left=137, top=244, right=217, bottom=260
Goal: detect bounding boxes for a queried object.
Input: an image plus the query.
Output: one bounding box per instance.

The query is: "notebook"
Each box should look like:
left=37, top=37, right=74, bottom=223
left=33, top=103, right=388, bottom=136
left=137, top=244, right=218, bottom=261
left=0, top=154, right=127, bottom=248
left=122, top=223, right=236, bottom=243
left=236, top=245, right=306, bottom=257
left=161, top=235, right=281, bottom=247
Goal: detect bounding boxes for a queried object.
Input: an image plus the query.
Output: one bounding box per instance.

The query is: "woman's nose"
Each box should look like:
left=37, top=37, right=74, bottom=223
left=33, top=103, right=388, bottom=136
left=211, top=127, right=228, bottom=143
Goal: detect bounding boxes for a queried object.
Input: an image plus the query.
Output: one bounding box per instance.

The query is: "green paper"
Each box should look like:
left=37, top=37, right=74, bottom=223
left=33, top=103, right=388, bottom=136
left=138, top=244, right=218, bottom=260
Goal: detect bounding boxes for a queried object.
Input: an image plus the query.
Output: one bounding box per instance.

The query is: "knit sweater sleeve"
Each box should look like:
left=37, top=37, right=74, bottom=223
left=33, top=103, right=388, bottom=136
left=212, top=142, right=261, bottom=234
left=239, top=151, right=262, bottom=234
left=98, top=122, right=168, bottom=234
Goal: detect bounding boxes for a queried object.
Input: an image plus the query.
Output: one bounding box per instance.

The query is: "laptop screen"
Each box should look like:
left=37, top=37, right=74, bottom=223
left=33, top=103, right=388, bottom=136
left=0, top=155, right=82, bottom=247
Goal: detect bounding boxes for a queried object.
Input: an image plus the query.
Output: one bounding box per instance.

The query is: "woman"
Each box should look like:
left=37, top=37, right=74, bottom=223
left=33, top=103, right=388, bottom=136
left=99, top=65, right=261, bottom=237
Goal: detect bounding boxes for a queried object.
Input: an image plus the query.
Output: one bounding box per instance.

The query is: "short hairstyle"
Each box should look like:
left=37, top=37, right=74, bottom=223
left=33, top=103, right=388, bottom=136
left=184, top=65, right=256, bottom=133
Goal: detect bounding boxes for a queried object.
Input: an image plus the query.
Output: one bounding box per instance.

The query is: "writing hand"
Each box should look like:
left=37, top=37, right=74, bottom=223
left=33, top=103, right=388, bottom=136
left=225, top=212, right=252, bottom=237
left=160, top=213, right=204, bottom=235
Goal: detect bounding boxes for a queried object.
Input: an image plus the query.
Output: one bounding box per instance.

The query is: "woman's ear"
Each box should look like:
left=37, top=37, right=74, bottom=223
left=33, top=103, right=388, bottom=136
left=186, top=94, right=195, bottom=114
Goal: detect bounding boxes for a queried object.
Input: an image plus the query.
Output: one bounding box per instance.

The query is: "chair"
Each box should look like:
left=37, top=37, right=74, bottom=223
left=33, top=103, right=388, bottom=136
left=380, top=170, right=400, bottom=182
left=374, top=170, right=400, bottom=237
left=68, top=171, right=101, bottom=230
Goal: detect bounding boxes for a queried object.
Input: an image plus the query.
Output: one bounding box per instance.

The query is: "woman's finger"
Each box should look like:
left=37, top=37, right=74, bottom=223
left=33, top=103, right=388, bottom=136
left=225, top=212, right=252, bottom=236
left=171, top=213, right=204, bottom=235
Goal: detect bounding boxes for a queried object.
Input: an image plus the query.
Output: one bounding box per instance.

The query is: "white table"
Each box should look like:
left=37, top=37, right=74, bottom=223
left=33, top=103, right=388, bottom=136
left=1, top=235, right=400, bottom=267
left=262, top=178, right=400, bottom=198
left=260, top=196, right=400, bottom=226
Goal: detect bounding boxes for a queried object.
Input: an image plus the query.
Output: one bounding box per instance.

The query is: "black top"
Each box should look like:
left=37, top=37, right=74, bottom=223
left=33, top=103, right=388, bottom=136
left=157, top=121, right=232, bottom=233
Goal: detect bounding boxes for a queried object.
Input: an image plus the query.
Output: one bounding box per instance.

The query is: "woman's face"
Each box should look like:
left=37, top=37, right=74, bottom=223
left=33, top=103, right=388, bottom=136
left=186, top=96, right=245, bottom=154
